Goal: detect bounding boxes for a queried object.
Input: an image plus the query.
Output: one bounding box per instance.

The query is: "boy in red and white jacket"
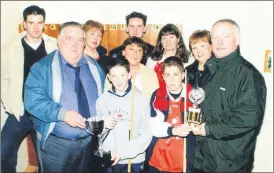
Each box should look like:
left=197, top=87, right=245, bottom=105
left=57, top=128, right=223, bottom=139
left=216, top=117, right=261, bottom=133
left=146, top=56, right=195, bottom=173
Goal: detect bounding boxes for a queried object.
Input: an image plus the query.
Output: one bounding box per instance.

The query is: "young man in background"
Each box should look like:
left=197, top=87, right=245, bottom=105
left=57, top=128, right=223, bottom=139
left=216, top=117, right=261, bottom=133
left=109, top=11, right=154, bottom=65
left=1, top=5, right=57, bottom=173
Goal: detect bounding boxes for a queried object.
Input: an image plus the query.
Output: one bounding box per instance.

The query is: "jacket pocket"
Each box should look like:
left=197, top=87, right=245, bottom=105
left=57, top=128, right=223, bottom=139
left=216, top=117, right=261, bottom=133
left=217, top=139, right=238, bottom=160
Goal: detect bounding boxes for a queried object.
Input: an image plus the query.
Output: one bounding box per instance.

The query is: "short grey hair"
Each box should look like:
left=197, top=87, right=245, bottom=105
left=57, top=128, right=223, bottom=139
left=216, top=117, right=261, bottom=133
left=212, top=18, right=240, bottom=44
left=58, top=21, right=85, bottom=38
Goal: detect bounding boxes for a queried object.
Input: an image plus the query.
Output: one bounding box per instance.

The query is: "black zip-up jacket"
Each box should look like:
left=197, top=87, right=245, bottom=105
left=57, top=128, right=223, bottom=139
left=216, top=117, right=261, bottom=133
left=109, top=42, right=154, bottom=65
left=96, top=45, right=109, bottom=73
left=185, top=59, right=212, bottom=89
left=194, top=47, right=267, bottom=172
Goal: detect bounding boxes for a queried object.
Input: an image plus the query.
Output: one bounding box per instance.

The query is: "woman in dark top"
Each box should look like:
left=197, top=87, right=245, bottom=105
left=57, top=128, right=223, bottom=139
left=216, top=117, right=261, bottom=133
left=146, top=24, right=190, bottom=88
left=186, top=30, right=213, bottom=89
left=83, top=20, right=108, bottom=73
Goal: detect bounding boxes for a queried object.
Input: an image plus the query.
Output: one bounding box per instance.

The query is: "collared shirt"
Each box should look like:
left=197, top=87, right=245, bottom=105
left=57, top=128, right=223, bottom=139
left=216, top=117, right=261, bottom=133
left=52, top=52, right=98, bottom=139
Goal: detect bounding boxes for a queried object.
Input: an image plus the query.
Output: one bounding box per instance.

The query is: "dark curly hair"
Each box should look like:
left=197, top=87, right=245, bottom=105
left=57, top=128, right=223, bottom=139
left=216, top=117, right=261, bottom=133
left=151, top=24, right=190, bottom=63
left=120, top=36, right=147, bottom=53
left=125, top=11, right=147, bottom=26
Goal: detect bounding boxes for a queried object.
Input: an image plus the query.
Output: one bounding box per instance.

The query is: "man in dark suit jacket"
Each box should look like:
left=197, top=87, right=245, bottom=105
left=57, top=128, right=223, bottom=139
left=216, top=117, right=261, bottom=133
left=109, top=11, right=154, bottom=65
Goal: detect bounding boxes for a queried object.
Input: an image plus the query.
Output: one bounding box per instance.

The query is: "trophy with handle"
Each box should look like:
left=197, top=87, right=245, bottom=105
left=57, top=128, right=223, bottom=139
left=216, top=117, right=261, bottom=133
left=85, top=116, right=114, bottom=168
left=187, top=86, right=205, bottom=127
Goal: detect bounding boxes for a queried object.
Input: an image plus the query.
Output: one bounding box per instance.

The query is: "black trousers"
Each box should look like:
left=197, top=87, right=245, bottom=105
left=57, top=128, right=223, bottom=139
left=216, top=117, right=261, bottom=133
left=192, top=168, right=208, bottom=173
left=106, top=162, right=144, bottom=173
left=1, top=113, right=36, bottom=173
left=192, top=168, right=252, bottom=173
left=148, top=165, right=196, bottom=173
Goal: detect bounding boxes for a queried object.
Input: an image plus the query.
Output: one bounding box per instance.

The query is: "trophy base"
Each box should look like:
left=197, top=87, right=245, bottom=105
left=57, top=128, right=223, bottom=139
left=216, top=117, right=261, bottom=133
left=94, top=150, right=114, bottom=168
left=187, top=107, right=202, bottom=125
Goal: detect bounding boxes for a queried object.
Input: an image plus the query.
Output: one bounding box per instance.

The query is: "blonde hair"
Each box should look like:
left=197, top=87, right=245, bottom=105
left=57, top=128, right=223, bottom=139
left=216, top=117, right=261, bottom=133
left=83, top=20, right=104, bottom=35
left=189, top=30, right=211, bottom=53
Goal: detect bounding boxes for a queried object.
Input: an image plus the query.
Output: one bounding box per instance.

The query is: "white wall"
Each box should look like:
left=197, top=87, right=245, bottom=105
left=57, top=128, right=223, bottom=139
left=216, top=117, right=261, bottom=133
left=1, top=1, right=273, bottom=172
left=1, top=1, right=22, bottom=46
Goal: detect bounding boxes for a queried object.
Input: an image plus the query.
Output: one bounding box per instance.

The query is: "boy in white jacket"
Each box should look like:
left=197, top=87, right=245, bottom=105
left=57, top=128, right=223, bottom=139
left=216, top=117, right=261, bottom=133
left=96, top=57, right=152, bottom=173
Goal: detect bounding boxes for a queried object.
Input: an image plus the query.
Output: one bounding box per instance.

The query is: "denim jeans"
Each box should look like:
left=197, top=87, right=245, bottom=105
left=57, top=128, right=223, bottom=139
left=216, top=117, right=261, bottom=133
left=106, top=162, right=144, bottom=173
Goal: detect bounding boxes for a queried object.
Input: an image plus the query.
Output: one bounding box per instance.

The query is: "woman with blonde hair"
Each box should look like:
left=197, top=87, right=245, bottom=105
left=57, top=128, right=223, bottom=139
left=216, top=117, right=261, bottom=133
left=83, top=20, right=108, bottom=73
left=186, top=30, right=212, bottom=88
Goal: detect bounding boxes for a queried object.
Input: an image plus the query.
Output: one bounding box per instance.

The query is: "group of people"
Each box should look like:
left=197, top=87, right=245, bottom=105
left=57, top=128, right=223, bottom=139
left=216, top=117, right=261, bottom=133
left=1, top=5, right=267, bottom=173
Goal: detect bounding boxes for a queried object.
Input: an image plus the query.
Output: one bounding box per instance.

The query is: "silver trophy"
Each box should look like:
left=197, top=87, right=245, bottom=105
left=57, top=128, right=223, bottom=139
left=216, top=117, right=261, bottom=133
left=186, top=87, right=205, bottom=126
left=85, top=116, right=113, bottom=167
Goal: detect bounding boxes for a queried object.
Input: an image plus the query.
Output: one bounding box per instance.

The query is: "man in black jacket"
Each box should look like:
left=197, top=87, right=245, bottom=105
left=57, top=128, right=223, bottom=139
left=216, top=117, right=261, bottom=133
left=192, top=19, right=267, bottom=173
left=109, top=11, right=154, bottom=65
